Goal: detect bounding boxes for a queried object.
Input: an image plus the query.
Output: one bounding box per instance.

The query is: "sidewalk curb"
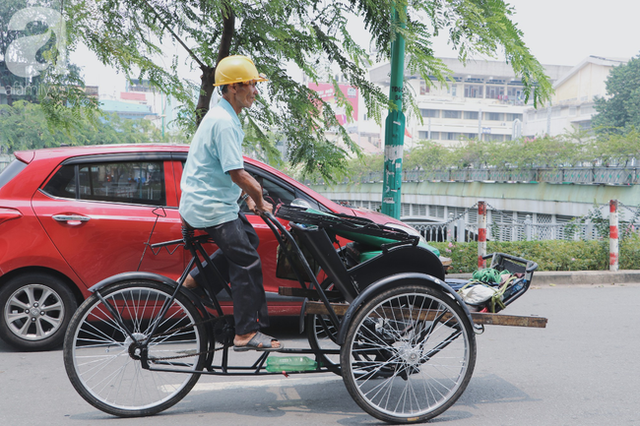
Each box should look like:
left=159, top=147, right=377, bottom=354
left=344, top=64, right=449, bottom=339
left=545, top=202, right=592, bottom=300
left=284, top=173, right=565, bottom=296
left=447, top=270, right=640, bottom=286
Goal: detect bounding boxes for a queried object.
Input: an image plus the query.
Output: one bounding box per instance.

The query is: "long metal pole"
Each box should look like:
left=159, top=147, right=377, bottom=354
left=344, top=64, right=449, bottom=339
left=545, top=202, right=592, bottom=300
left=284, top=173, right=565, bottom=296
left=381, top=7, right=406, bottom=219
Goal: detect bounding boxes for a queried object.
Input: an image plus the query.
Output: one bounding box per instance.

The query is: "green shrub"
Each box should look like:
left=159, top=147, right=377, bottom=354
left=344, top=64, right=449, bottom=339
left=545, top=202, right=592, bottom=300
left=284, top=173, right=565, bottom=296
left=431, top=237, right=640, bottom=273
left=620, top=234, right=640, bottom=269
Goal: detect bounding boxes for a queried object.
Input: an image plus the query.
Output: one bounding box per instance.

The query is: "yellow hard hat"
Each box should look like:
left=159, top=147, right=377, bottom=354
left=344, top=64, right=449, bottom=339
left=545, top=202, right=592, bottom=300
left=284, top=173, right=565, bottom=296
left=213, top=55, right=269, bottom=87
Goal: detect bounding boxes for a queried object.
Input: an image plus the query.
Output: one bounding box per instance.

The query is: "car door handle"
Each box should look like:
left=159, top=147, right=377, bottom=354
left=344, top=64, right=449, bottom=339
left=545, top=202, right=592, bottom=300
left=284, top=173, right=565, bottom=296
left=52, top=215, right=91, bottom=225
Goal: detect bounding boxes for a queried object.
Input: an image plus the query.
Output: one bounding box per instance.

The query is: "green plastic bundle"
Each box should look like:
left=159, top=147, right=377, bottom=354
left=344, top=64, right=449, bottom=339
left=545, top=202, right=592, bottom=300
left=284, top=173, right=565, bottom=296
left=471, top=268, right=510, bottom=284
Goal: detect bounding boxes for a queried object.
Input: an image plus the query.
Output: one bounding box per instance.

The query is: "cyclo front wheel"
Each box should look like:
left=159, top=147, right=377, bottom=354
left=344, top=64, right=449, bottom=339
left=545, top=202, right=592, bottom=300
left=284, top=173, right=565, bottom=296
left=340, top=284, right=476, bottom=424
left=63, top=280, right=208, bottom=417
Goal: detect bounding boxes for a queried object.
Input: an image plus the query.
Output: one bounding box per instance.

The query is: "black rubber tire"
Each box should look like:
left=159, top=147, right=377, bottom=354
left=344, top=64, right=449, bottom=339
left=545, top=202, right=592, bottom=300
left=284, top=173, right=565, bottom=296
left=0, top=272, right=77, bottom=351
left=340, top=284, right=476, bottom=424
left=63, top=280, right=207, bottom=417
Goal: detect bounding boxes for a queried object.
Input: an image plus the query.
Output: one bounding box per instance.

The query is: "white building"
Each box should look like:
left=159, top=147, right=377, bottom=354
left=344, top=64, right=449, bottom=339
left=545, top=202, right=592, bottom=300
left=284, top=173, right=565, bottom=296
left=369, top=58, right=573, bottom=148
left=523, top=56, right=627, bottom=137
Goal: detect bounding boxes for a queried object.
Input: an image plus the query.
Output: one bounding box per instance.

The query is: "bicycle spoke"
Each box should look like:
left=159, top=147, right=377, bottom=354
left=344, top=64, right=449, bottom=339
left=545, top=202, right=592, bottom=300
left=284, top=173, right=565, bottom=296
left=342, top=286, right=476, bottom=423
left=64, top=281, right=206, bottom=416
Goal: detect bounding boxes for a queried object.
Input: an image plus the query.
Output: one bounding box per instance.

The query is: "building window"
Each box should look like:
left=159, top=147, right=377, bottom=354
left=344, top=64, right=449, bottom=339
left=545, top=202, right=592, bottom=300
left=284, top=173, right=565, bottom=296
left=580, top=105, right=595, bottom=115
left=430, top=205, right=445, bottom=218
left=448, top=84, right=457, bottom=96
left=507, top=86, right=524, bottom=103
left=420, top=80, right=430, bottom=95
left=485, top=112, right=504, bottom=121
left=464, top=111, right=479, bottom=120
left=443, top=110, right=461, bottom=119
left=445, top=132, right=460, bottom=140
left=486, top=85, right=505, bottom=99
left=464, top=84, right=483, bottom=98
left=420, top=109, right=439, bottom=118
left=506, top=113, right=523, bottom=121
left=419, top=131, right=440, bottom=140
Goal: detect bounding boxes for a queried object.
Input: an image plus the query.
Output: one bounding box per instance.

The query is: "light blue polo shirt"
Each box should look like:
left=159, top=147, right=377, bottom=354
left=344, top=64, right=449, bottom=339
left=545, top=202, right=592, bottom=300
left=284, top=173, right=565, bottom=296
left=179, top=98, right=244, bottom=228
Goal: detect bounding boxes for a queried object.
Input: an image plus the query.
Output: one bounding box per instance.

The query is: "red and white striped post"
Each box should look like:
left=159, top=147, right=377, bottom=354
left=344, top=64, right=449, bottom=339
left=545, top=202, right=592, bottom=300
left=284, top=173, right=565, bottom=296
left=478, top=201, right=487, bottom=269
left=610, top=199, right=619, bottom=271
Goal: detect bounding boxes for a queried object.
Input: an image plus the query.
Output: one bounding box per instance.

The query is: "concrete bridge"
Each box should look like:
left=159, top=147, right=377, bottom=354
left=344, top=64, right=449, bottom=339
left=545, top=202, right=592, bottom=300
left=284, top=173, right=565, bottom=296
left=309, top=179, right=640, bottom=231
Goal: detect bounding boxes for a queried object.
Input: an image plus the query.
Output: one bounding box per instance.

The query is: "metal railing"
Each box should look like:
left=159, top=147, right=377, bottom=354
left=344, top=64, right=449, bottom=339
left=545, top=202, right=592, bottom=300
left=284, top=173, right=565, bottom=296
left=0, top=157, right=11, bottom=173
left=404, top=202, right=640, bottom=243
left=312, top=166, right=640, bottom=186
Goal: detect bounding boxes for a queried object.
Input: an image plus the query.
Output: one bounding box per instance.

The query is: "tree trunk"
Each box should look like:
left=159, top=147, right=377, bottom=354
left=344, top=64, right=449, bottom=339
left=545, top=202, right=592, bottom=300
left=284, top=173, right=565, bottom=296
left=194, top=5, right=235, bottom=128
left=195, top=65, right=215, bottom=126
left=0, top=71, right=14, bottom=106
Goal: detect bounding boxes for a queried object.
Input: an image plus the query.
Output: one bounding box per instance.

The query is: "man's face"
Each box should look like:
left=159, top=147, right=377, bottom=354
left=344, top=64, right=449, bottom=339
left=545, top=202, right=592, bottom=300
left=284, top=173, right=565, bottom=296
left=232, top=81, right=259, bottom=110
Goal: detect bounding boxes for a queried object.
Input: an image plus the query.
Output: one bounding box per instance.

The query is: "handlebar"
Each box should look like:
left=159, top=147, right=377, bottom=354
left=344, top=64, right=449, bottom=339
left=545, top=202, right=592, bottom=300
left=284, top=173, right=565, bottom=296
left=259, top=210, right=283, bottom=230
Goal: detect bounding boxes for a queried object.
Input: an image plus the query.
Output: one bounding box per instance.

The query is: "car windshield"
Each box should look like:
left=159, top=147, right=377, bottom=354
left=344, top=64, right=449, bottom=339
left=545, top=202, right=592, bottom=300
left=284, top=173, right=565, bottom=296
left=0, top=159, right=27, bottom=190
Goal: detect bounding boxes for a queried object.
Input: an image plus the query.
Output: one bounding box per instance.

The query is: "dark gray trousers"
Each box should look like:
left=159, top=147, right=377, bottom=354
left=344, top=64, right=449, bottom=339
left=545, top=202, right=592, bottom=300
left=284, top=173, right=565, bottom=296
left=190, top=213, right=269, bottom=335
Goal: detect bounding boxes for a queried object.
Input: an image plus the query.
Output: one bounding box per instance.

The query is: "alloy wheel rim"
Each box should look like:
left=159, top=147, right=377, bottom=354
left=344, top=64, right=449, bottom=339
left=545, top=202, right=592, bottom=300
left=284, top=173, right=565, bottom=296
left=4, top=284, right=65, bottom=341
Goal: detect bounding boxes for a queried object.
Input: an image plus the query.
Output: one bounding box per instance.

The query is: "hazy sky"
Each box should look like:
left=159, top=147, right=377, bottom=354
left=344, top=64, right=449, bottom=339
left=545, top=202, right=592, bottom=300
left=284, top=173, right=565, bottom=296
left=505, top=0, right=639, bottom=65
left=76, top=0, right=640, bottom=91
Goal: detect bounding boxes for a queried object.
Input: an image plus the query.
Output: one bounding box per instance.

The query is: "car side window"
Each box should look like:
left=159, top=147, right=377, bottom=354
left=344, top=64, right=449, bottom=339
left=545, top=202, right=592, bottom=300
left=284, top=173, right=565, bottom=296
left=259, top=176, right=296, bottom=207
left=43, top=161, right=166, bottom=206
left=238, top=174, right=297, bottom=213
left=179, top=160, right=325, bottom=212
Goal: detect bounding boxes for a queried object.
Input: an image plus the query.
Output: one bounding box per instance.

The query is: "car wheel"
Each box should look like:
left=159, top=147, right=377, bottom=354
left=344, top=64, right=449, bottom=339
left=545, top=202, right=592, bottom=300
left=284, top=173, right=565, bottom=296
left=0, top=272, right=78, bottom=351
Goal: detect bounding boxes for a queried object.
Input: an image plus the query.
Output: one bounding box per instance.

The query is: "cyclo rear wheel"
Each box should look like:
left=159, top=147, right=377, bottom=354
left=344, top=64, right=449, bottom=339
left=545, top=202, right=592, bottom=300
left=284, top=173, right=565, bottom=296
left=63, top=280, right=207, bottom=417
left=340, top=284, right=476, bottom=424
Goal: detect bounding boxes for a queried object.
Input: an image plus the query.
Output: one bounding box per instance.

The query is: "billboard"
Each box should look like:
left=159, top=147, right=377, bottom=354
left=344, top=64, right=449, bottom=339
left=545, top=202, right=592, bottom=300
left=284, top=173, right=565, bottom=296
left=308, top=82, right=359, bottom=126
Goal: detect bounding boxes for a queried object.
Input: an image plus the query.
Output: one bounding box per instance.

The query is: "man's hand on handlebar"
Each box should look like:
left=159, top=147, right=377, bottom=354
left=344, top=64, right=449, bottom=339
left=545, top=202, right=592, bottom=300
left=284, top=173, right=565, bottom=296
left=228, top=169, right=273, bottom=216
left=247, top=196, right=273, bottom=215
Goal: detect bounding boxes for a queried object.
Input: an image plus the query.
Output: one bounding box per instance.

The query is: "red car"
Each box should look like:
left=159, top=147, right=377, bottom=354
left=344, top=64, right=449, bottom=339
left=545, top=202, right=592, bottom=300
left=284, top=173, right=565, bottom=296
left=0, top=144, right=441, bottom=351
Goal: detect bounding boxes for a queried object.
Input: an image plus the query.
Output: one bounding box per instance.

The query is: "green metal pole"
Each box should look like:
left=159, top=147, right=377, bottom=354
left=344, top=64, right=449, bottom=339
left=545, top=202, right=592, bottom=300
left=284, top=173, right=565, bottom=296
left=381, top=7, right=406, bottom=219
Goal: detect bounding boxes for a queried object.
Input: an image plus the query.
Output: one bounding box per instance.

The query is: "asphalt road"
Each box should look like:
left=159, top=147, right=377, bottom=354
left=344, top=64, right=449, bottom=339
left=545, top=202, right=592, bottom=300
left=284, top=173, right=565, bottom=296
left=1, top=283, right=639, bottom=425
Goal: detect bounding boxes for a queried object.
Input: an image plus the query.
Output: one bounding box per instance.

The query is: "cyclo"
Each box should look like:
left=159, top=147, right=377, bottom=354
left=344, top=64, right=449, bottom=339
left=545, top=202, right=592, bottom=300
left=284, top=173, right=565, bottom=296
left=63, top=203, right=545, bottom=424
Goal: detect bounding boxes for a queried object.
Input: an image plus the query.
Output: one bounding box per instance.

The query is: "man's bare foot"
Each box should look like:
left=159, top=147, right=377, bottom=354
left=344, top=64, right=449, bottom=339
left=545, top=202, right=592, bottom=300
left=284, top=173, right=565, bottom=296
left=182, top=275, right=198, bottom=289
left=234, top=331, right=281, bottom=349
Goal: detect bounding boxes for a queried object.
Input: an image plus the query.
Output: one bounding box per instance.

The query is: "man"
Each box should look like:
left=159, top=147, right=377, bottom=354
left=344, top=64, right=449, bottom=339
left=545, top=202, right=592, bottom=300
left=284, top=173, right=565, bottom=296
left=179, top=55, right=281, bottom=351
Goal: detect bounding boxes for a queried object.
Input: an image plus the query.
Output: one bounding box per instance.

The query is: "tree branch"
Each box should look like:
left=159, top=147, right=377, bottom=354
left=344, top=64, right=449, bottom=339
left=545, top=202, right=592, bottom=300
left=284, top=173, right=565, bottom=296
left=194, top=3, right=235, bottom=126
left=137, top=0, right=206, bottom=69
left=216, top=3, right=235, bottom=65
